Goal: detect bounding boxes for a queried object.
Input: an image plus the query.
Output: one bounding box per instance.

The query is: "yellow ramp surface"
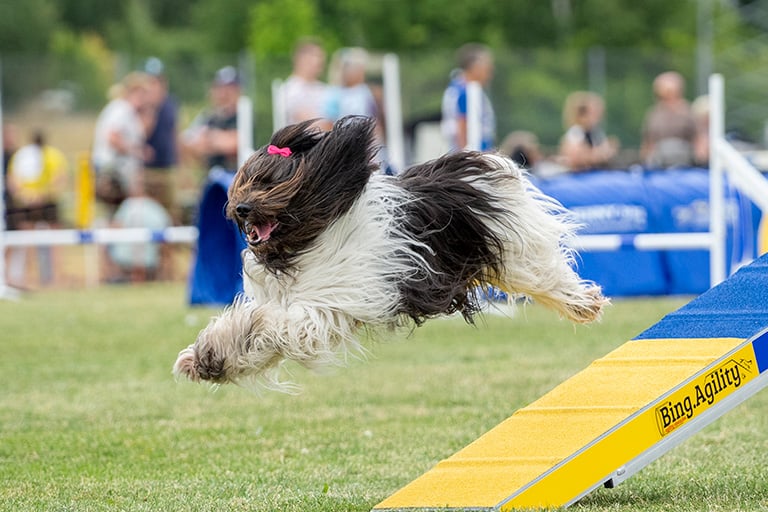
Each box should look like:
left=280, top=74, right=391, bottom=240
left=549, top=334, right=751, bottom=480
left=374, top=335, right=766, bottom=511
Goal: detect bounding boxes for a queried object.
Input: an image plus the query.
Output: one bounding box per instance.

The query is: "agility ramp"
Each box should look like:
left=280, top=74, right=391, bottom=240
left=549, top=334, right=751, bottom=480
left=374, top=253, right=768, bottom=511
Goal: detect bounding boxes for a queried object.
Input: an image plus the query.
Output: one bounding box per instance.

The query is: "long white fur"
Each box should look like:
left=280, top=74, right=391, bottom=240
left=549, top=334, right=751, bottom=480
left=470, top=154, right=601, bottom=320
left=174, top=155, right=604, bottom=390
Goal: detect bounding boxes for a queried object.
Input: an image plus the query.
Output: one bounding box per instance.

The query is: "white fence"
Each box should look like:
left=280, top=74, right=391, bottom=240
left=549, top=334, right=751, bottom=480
left=2, top=226, right=198, bottom=247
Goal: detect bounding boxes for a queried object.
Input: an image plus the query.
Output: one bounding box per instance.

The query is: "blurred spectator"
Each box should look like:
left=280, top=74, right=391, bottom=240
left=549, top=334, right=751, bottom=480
left=6, top=130, right=68, bottom=287
left=181, top=66, right=240, bottom=173
left=325, top=48, right=393, bottom=171
left=7, top=131, right=68, bottom=228
left=106, top=176, right=172, bottom=283
left=142, top=57, right=179, bottom=223
left=284, top=39, right=330, bottom=128
left=500, top=130, right=568, bottom=178
left=641, top=71, right=697, bottom=169
left=3, top=123, right=19, bottom=229
left=558, top=91, right=618, bottom=172
left=500, top=130, right=543, bottom=169
left=691, top=94, right=710, bottom=167
left=325, top=47, right=379, bottom=121
left=92, top=72, right=152, bottom=215
left=441, top=43, right=496, bottom=151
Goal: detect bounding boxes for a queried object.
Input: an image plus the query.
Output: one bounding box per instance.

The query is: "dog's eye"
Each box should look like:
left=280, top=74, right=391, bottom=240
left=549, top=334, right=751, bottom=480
left=243, top=170, right=287, bottom=189
left=265, top=168, right=296, bottom=186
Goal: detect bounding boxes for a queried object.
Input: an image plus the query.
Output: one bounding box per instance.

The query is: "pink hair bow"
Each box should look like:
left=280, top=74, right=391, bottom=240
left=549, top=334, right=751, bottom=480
left=267, top=145, right=292, bottom=157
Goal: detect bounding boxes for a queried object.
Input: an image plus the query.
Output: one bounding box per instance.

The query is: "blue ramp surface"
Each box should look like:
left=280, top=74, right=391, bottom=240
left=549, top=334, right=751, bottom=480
left=636, top=252, right=768, bottom=341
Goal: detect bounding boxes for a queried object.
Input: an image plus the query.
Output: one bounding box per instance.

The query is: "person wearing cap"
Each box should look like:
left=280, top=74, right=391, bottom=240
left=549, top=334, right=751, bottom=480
left=142, top=57, right=179, bottom=222
left=181, top=66, right=240, bottom=172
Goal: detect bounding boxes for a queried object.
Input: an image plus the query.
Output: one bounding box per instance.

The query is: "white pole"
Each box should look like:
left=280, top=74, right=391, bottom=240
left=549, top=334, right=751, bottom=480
left=382, top=53, right=406, bottom=173
left=237, top=95, right=255, bottom=168
left=271, top=78, right=286, bottom=132
left=0, top=57, right=19, bottom=300
left=466, top=81, right=483, bottom=151
left=0, top=56, right=6, bottom=294
left=708, top=73, right=726, bottom=286
left=3, top=226, right=198, bottom=247
left=715, top=139, right=768, bottom=212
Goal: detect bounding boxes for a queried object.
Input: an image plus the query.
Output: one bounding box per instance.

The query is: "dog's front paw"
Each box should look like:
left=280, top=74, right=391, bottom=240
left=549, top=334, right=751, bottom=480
left=172, top=345, right=199, bottom=382
left=172, top=329, right=235, bottom=384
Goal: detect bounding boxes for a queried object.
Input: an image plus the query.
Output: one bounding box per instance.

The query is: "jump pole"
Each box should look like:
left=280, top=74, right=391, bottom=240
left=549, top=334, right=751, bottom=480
left=382, top=53, right=406, bottom=173
left=0, top=56, right=20, bottom=300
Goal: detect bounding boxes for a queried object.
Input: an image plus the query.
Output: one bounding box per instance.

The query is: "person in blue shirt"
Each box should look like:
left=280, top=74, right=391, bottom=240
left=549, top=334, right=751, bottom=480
left=142, top=57, right=179, bottom=222
left=441, top=43, right=496, bottom=152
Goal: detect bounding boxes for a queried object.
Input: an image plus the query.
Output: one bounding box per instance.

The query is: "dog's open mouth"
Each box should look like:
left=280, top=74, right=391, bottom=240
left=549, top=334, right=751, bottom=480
left=245, top=221, right=278, bottom=245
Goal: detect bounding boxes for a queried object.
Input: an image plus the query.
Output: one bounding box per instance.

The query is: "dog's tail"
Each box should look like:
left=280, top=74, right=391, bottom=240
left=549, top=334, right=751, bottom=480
left=396, top=151, right=606, bottom=324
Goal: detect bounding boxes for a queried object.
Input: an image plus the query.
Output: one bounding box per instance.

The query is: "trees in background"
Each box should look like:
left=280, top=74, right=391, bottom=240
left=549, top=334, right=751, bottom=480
left=1, top=0, right=766, bottom=146
left=0, top=0, right=710, bottom=60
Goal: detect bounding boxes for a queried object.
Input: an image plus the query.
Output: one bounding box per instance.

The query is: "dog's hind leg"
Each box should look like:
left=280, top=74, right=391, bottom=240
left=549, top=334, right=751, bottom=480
left=500, top=202, right=608, bottom=323
left=498, top=263, right=607, bottom=324
left=497, top=218, right=608, bottom=323
left=481, top=156, right=608, bottom=323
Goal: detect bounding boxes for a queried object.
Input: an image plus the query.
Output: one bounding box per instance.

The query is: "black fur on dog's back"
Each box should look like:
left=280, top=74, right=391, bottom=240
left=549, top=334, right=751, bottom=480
left=395, top=152, right=511, bottom=324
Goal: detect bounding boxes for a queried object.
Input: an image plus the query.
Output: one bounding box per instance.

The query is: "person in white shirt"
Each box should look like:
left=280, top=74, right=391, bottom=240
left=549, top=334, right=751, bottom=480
left=283, top=40, right=330, bottom=128
left=558, top=91, right=618, bottom=172
left=91, top=72, right=151, bottom=212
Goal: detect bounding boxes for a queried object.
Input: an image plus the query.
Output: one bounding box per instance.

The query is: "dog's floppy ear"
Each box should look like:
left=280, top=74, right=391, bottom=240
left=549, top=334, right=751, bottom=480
left=266, top=116, right=377, bottom=181
left=267, top=116, right=377, bottom=256
left=269, top=119, right=325, bottom=156
left=308, top=116, right=378, bottom=180
left=284, top=115, right=377, bottom=216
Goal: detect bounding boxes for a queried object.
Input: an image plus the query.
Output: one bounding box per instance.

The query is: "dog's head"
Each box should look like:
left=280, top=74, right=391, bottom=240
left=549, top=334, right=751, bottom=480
left=227, top=116, right=379, bottom=272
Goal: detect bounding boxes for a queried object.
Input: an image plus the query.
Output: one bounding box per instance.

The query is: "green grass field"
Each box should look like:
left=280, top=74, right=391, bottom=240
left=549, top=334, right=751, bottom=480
left=2, top=284, right=767, bottom=511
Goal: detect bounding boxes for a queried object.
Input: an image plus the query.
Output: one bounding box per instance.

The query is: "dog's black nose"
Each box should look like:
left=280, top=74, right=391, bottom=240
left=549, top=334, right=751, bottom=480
left=235, top=203, right=252, bottom=218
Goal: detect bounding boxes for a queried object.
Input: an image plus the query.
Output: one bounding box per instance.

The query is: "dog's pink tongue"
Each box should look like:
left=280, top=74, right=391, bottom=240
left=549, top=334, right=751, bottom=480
left=254, top=223, right=276, bottom=242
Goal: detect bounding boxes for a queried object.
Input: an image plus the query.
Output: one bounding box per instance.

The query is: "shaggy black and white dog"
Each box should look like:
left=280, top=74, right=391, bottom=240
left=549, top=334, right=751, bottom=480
left=174, top=116, right=607, bottom=390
